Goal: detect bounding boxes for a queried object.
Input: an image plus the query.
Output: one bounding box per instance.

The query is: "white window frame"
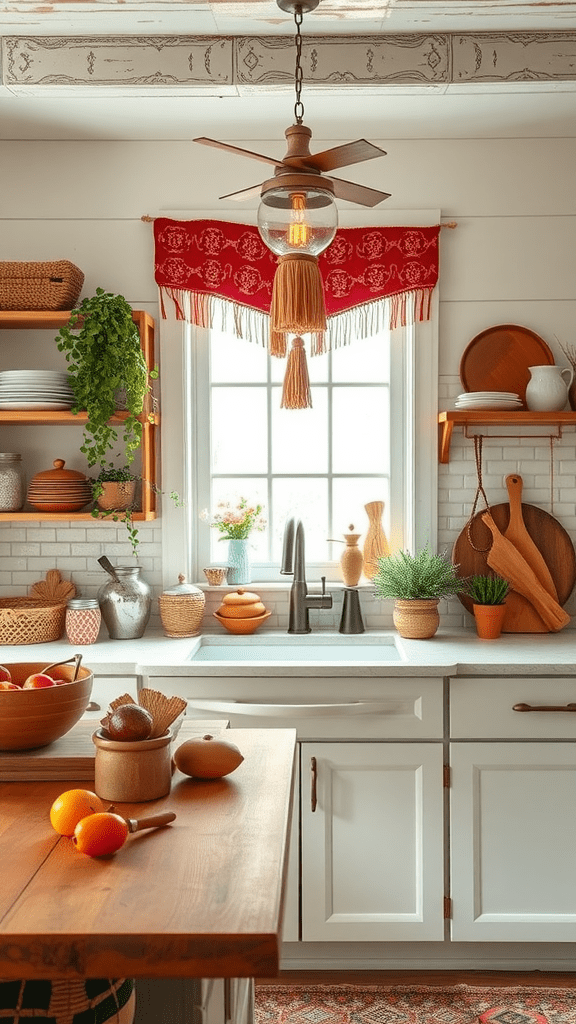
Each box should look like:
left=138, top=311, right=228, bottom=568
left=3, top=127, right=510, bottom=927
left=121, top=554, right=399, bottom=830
left=159, top=210, right=439, bottom=588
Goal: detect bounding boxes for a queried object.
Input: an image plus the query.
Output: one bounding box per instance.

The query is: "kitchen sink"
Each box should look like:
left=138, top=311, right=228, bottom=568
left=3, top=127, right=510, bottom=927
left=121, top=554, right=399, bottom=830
left=187, top=634, right=403, bottom=663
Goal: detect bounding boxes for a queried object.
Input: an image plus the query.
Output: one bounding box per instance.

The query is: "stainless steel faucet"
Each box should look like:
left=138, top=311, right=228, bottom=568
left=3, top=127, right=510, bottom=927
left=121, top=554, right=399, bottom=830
left=280, top=517, right=333, bottom=634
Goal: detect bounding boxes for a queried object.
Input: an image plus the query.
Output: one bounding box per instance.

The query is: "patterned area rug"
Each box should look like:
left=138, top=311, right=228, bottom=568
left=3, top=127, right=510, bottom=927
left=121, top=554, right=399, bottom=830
left=254, top=985, right=576, bottom=1024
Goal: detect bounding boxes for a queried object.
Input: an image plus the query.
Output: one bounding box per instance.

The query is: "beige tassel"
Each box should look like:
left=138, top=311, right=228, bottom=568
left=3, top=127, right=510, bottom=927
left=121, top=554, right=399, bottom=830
left=269, top=327, right=287, bottom=357
left=270, top=253, right=327, bottom=336
left=281, top=336, right=312, bottom=410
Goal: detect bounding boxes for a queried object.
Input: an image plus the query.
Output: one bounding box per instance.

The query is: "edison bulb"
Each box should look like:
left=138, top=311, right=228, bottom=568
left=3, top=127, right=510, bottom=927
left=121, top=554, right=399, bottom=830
left=258, top=185, right=337, bottom=257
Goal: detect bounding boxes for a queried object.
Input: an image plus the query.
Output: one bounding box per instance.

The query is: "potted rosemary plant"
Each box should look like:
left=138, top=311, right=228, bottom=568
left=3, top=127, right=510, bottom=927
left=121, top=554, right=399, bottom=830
left=372, top=546, right=465, bottom=639
left=465, top=573, right=510, bottom=639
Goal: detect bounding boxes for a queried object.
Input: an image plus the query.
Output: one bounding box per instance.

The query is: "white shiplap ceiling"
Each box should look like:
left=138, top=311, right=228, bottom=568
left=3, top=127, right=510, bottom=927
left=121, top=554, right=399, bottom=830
left=1, top=1, right=576, bottom=140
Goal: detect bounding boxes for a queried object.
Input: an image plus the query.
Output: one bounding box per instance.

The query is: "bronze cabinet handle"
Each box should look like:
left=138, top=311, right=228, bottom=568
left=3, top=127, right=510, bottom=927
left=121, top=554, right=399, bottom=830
left=513, top=702, right=576, bottom=713
left=310, top=756, right=317, bottom=812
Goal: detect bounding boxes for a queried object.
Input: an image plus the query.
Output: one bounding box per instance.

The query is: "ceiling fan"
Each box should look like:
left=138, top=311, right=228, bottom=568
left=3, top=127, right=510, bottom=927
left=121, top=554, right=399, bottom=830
left=193, top=0, right=391, bottom=209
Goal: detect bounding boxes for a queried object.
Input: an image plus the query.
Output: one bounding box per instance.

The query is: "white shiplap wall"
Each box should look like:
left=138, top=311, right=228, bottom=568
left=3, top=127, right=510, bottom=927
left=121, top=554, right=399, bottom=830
left=0, top=134, right=575, bottom=631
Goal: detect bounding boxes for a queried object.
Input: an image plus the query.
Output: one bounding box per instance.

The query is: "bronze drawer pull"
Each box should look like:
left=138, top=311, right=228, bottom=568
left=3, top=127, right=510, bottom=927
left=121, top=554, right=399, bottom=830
left=310, top=756, right=317, bottom=812
left=513, top=702, right=576, bottom=713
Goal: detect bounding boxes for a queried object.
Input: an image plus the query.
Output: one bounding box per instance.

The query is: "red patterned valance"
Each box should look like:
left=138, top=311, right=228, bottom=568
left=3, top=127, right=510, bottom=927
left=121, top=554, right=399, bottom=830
left=153, top=218, right=440, bottom=348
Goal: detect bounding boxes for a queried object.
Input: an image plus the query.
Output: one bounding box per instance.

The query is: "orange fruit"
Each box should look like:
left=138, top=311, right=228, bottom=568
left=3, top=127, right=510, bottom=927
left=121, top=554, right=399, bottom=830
left=73, top=812, right=129, bottom=857
left=49, top=788, right=105, bottom=836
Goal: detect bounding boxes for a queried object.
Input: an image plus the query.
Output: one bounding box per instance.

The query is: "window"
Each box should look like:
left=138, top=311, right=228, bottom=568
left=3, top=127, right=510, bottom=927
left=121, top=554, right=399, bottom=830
left=194, top=326, right=394, bottom=579
left=158, top=212, right=439, bottom=588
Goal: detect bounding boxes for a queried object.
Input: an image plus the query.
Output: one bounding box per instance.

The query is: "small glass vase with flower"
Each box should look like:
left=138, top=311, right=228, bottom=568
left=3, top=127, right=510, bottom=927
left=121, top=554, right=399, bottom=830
left=201, top=498, right=266, bottom=585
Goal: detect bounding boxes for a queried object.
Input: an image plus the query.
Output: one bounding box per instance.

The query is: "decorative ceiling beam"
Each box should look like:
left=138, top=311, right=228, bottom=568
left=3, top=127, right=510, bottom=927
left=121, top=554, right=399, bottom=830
left=2, top=32, right=576, bottom=90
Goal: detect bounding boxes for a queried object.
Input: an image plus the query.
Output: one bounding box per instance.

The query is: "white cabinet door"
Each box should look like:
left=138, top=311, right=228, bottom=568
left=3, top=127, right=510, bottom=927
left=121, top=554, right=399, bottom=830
left=300, top=742, right=445, bottom=941
left=450, top=742, right=576, bottom=942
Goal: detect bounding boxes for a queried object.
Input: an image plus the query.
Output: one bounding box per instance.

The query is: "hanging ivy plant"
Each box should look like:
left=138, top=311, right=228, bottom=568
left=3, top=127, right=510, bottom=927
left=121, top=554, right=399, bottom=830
left=55, top=288, right=156, bottom=470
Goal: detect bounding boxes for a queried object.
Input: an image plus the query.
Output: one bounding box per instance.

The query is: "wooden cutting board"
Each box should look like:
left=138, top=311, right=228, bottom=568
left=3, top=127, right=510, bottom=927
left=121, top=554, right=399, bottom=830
left=0, top=717, right=230, bottom=781
left=453, top=501, right=576, bottom=632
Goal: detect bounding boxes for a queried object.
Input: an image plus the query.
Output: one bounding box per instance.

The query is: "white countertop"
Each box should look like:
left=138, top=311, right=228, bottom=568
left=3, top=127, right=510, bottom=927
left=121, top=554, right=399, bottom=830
left=4, top=626, right=576, bottom=677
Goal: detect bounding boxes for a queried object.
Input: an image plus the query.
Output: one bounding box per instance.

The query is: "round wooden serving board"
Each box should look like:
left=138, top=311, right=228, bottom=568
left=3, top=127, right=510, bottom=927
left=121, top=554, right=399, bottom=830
left=459, top=324, right=554, bottom=403
left=453, top=502, right=576, bottom=617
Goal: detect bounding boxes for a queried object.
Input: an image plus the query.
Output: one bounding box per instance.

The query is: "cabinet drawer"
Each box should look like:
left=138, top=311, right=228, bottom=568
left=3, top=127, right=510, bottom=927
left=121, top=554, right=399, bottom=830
left=451, top=676, right=576, bottom=739
left=146, top=676, right=444, bottom=739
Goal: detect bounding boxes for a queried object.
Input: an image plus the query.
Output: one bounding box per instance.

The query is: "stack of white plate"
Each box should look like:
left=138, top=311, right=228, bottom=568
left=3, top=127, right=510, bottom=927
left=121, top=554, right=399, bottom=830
left=455, top=391, right=523, bottom=411
left=0, top=370, right=75, bottom=411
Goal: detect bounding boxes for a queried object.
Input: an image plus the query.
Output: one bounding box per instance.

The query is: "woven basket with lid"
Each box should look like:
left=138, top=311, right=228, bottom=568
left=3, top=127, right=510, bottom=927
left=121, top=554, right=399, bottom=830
left=158, top=574, right=205, bottom=638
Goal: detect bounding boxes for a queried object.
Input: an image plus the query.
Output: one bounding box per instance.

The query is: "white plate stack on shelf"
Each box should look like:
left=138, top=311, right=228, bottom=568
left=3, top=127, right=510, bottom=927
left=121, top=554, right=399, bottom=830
left=0, top=370, right=74, bottom=411
left=455, top=391, right=523, bottom=411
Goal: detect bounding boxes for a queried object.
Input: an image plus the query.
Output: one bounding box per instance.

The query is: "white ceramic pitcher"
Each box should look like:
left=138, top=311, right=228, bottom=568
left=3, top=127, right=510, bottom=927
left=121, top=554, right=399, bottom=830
left=525, top=364, right=574, bottom=411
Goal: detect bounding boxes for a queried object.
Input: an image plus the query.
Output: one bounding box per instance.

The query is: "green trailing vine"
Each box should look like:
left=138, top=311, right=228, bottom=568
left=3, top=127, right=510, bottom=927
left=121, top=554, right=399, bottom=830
left=55, top=289, right=161, bottom=557
left=55, top=288, right=155, bottom=470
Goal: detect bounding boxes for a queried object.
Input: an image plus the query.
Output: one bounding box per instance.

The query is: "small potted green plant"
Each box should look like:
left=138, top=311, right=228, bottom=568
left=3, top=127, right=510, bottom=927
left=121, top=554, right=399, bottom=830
left=372, top=546, right=465, bottom=639
left=93, top=466, right=137, bottom=512
left=465, top=573, right=510, bottom=639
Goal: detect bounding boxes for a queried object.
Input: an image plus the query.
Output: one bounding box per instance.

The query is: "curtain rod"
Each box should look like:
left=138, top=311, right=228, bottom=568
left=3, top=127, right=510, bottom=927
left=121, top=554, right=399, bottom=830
left=141, top=215, right=457, bottom=228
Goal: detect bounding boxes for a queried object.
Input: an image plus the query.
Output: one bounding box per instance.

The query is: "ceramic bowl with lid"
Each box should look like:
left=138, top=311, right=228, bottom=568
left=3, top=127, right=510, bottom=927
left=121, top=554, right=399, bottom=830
left=216, top=588, right=267, bottom=619
left=27, top=458, right=92, bottom=512
left=213, top=609, right=272, bottom=635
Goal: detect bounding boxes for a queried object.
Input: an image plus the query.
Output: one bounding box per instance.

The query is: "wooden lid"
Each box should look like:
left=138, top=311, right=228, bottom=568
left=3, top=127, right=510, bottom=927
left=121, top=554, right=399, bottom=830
left=33, top=459, right=88, bottom=481
left=221, top=588, right=261, bottom=606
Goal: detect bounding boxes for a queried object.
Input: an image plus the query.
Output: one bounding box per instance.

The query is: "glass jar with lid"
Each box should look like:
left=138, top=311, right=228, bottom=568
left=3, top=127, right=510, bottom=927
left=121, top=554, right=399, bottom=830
left=66, top=598, right=102, bottom=645
left=0, top=453, right=25, bottom=511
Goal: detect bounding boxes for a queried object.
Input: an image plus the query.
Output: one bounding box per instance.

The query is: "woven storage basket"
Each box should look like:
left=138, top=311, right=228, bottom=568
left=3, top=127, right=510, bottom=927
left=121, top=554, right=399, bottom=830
left=158, top=592, right=205, bottom=638
left=0, top=598, right=66, bottom=644
left=0, top=260, right=84, bottom=311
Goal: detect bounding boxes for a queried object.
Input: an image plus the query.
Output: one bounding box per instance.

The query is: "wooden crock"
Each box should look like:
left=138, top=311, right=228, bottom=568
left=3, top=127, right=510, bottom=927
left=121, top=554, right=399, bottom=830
left=93, top=727, right=173, bottom=802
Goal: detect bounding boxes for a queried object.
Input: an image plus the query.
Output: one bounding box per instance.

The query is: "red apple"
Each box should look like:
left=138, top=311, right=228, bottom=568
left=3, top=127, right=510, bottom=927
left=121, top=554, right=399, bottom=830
left=22, top=673, right=57, bottom=689
left=0, top=680, right=20, bottom=690
left=0, top=665, right=12, bottom=683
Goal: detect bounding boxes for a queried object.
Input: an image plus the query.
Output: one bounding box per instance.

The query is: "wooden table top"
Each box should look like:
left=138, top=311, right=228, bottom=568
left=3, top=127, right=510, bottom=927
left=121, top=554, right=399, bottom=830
left=0, top=728, right=296, bottom=981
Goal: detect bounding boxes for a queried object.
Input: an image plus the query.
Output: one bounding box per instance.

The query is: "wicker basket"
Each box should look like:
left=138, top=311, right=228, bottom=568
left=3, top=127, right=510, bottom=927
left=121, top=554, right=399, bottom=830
left=0, top=598, right=67, bottom=645
left=0, top=260, right=84, bottom=311
left=158, top=592, right=205, bottom=638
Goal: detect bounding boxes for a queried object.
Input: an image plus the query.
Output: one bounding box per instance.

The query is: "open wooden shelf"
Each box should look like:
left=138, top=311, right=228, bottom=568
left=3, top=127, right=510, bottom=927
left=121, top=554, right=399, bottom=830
left=438, top=410, right=576, bottom=464
left=0, top=309, right=158, bottom=521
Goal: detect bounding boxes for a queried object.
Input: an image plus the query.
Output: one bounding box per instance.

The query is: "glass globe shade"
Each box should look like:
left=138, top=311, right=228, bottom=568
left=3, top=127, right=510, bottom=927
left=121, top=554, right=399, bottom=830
left=258, top=185, right=338, bottom=257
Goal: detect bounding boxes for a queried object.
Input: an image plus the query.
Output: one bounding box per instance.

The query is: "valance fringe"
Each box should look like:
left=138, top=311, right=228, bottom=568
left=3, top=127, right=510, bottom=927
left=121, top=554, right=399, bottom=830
left=160, top=284, right=433, bottom=353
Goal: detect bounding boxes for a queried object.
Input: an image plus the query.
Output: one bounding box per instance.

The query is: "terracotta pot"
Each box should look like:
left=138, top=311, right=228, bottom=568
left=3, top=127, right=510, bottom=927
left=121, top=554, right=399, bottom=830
left=393, top=598, right=439, bottom=639
left=96, top=479, right=136, bottom=511
left=473, top=602, right=507, bottom=640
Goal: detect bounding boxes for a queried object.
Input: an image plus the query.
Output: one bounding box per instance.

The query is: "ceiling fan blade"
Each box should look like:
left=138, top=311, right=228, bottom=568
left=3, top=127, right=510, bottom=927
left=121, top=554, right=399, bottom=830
left=328, top=176, right=391, bottom=208
left=194, top=137, right=282, bottom=169
left=219, top=182, right=265, bottom=202
left=291, top=140, right=387, bottom=173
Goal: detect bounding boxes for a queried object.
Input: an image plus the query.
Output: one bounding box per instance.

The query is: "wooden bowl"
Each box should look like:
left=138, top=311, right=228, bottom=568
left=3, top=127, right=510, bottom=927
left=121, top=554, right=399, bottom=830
left=213, top=610, right=272, bottom=635
left=0, top=662, right=93, bottom=751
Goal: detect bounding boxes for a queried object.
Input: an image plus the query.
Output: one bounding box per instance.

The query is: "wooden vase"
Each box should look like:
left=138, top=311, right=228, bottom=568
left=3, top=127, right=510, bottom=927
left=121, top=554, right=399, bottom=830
left=393, top=599, right=440, bottom=639
left=473, top=603, right=507, bottom=640
left=362, top=501, right=390, bottom=580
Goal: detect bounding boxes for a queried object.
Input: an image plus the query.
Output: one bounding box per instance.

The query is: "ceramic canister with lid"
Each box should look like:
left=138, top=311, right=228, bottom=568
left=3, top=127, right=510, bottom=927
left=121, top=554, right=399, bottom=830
left=158, top=573, right=205, bottom=637
left=0, top=453, right=25, bottom=511
left=66, top=598, right=101, bottom=645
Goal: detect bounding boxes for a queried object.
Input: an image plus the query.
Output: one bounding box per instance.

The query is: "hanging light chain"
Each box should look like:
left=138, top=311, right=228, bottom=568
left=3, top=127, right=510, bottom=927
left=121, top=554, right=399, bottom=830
left=293, top=5, right=305, bottom=124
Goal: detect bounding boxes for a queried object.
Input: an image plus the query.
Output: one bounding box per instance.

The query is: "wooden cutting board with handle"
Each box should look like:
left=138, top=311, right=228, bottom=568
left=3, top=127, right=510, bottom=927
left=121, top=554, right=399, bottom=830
left=502, top=474, right=557, bottom=631
left=482, top=512, right=571, bottom=632
left=452, top=494, right=576, bottom=632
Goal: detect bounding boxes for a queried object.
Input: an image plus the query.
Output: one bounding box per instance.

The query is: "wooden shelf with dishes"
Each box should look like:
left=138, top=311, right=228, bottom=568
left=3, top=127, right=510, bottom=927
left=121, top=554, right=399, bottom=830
left=438, top=410, right=576, bottom=464
left=0, top=309, right=158, bottom=521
